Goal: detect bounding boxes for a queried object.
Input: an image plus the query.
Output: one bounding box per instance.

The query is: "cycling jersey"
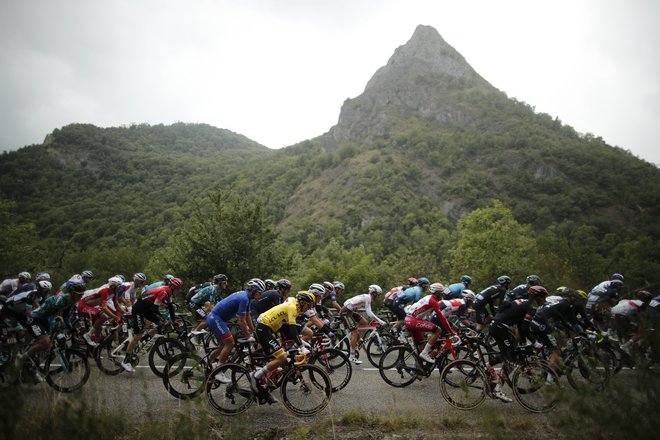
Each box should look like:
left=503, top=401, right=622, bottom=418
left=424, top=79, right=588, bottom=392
left=32, top=292, right=75, bottom=329
left=611, top=299, right=644, bottom=317
left=190, top=284, right=222, bottom=306
left=251, top=290, right=284, bottom=317
left=4, top=288, right=40, bottom=314
left=257, top=299, right=299, bottom=332
left=403, top=294, right=453, bottom=342
left=395, top=286, right=423, bottom=305
left=443, top=282, right=465, bottom=300
left=439, top=298, right=469, bottom=320
left=474, top=284, right=506, bottom=313
left=343, top=293, right=385, bottom=325
left=0, top=278, right=18, bottom=296
left=208, top=291, right=251, bottom=322
left=506, top=284, right=529, bottom=301
left=80, top=284, right=120, bottom=308
left=586, top=281, right=620, bottom=309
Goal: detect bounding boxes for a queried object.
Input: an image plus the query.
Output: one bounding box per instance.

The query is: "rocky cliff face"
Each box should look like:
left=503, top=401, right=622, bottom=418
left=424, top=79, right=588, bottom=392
left=321, top=25, right=499, bottom=151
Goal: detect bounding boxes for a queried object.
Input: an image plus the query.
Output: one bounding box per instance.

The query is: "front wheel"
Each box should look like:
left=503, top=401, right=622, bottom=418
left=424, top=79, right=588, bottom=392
left=439, top=359, right=487, bottom=410
left=310, top=348, right=352, bottom=392
left=162, top=352, right=208, bottom=400
left=365, top=334, right=397, bottom=368
left=94, top=333, right=126, bottom=375
left=45, top=348, right=90, bottom=393
left=511, top=361, right=561, bottom=413
left=280, top=364, right=332, bottom=417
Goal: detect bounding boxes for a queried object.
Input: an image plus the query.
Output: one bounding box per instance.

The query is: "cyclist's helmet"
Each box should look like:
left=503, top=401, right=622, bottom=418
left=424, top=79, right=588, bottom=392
left=497, top=275, right=511, bottom=286
left=169, top=277, right=184, bottom=289
left=264, top=279, right=276, bottom=290
left=610, top=279, right=624, bottom=287
left=462, top=290, right=476, bottom=303
left=115, top=274, right=126, bottom=282
left=526, top=275, right=542, bottom=286
left=333, top=281, right=345, bottom=290
left=37, top=280, right=52, bottom=292
left=133, top=273, right=147, bottom=282
left=81, top=270, right=94, bottom=279
left=35, top=272, right=51, bottom=282
left=407, top=277, right=419, bottom=287
left=323, top=281, right=335, bottom=292
left=309, top=283, right=325, bottom=297
left=296, top=291, right=316, bottom=304
left=611, top=273, right=624, bottom=281
left=213, top=274, right=228, bottom=283
left=460, top=275, right=473, bottom=285
left=556, top=286, right=569, bottom=295
left=247, top=278, right=266, bottom=292
left=368, top=285, right=382, bottom=296
left=636, top=290, right=653, bottom=302
left=576, top=290, right=588, bottom=300
left=107, top=276, right=123, bottom=287
left=276, top=279, right=292, bottom=290
left=18, top=272, right=31, bottom=282
left=429, top=282, right=447, bottom=295
left=417, top=277, right=431, bottom=286
left=528, top=285, right=548, bottom=298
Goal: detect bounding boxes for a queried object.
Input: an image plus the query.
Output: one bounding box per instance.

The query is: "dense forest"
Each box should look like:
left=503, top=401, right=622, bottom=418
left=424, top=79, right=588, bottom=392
left=1, top=26, right=659, bottom=299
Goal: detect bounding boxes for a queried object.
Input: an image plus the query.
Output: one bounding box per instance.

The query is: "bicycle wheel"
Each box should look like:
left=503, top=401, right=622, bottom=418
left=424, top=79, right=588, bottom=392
left=94, top=333, right=125, bottom=375
left=439, top=359, right=487, bottom=410
left=206, top=363, right=254, bottom=415
left=148, top=337, right=185, bottom=378
left=310, top=348, right=352, bottom=392
left=162, top=352, right=208, bottom=400
left=365, top=334, right=397, bottom=368
left=511, top=361, right=561, bottom=413
left=566, top=349, right=610, bottom=391
left=378, top=345, right=420, bottom=387
left=45, top=348, right=90, bottom=393
left=280, top=363, right=332, bottom=417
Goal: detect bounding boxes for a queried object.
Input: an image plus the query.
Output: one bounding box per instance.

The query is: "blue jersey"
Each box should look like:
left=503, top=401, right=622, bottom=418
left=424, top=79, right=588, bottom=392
left=396, top=286, right=423, bottom=304
left=191, top=284, right=222, bottom=305
left=209, top=291, right=250, bottom=321
left=444, top=282, right=465, bottom=300
left=144, top=281, right=165, bottom=292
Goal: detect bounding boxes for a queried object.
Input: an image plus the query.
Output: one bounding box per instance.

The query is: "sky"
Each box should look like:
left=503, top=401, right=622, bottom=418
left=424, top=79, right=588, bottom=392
left=1, top=0, right=659, bottom=165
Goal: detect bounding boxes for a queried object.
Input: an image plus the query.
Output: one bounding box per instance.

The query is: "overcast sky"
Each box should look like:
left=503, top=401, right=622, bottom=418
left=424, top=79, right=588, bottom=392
left=1, top=0, right=658, bottom=164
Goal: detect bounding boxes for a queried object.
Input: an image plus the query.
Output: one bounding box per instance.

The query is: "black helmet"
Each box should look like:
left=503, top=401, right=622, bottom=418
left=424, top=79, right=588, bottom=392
left=497, top=275, right=511, bottom=286
left=526, top=275, right=542, bottom=286
left=213, top=274, right=228, bottom=283
left=276, top=279, right=292, bottom=290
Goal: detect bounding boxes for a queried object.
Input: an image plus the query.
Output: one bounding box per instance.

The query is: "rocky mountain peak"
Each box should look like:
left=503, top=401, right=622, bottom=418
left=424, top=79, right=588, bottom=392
left=321, top=25, right=498, bottom=151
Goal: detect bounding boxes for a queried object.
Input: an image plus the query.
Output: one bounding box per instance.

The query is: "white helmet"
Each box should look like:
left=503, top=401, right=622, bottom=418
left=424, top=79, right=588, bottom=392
left=309, top=283, right=325, bottom=297
left=107, top=276, right=123, bottom=287
left=37, top=280, right=52, bottom=291
left=462, top=289, right=476, bottom=303
left=429, top=282, right=448, bottom=295
left=368, top=285, right=382, bottom=296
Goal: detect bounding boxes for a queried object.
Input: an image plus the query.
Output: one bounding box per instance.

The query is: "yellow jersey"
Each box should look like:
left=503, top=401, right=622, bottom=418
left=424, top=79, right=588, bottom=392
left=258, top=298, right=299, bottom=332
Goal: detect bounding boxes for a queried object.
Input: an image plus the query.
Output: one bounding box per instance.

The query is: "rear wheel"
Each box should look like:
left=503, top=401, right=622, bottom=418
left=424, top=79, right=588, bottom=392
left=365, top=334, right=397, bottom=368
left=378, top=345, right=420, bottom=387
left=148, top=337, right=185, bottom=378
left=206, top=363, right=254, bottom=415
left=45, top=348, right=90, bottom=393
left=439, top=359, right=487, bottom=410
left=310, top=348, right=352, bottom=392
left=511, top=361, right=561, bottom=413
left=94, top=332, right=126, bottom=375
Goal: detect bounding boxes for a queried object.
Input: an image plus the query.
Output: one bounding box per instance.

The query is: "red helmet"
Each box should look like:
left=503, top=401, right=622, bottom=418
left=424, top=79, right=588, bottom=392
left=169, top=277, right=184, bottom=289
left=528, top=285, right=548, bottom=298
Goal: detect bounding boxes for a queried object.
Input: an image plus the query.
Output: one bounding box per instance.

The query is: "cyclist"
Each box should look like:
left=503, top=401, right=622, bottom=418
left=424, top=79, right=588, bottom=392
left=142, top=274, right=174, bottom=297
left=404, top=282, right=456, bottom=362
left=506, top=275, right=542, bottom=301
left=586, top=278, right=624, bottom=330
left=252, top=291, right=317, bottom=404
left=189, top=274, right=228, bottom=331
left=389, top=277, right=431, bottom=325
left=611, top=290, right=653, bottom=352
left=298, top=283, right=336, bottom=342
left=250, top=279, right=292, bottom=321
left=206, top=278, right=265, bottom=379
left=118, top=273, right=147, bottom=310
left=121, top=277, right=184, bottom=372
left=443, top=275, right=473, bottom=300
left=436, top=290, right=476, bottom=329
left=319, top=281, right=342, bottom=316
left=78, top=276, right=126, bottom=346
left=340, top=284, right=387, bottom=364
left=329, top=281, right=345, bottom=311
left=488, top=285, right=548, bottom=402
left=0, top=272, right=32, bottom=298
left=529, top=287, right=585, bottom=372
left=383, top=278, right=418, bottom=331
left=264, top=279, right=277, bottom=291
left=474, top=275, right=512, bottom=332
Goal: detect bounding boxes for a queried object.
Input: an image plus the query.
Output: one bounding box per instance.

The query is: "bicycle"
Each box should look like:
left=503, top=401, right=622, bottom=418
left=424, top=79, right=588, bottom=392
left=378, top=334, right=466, bottom=387
left=439, top=343, right=561, bottom=413
left=307, top=333, right=352, bottom=392
left=206, top=346, right=332, bottom=417
left=332, top=318, right=398, bottom=367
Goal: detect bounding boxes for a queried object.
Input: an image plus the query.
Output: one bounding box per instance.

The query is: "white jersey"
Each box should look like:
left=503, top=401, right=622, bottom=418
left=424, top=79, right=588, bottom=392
left=611, top=299, right=644, bottom=317
left=405, top=295, right=435, bottom=319
left=343, top=293, right=385, bottom=325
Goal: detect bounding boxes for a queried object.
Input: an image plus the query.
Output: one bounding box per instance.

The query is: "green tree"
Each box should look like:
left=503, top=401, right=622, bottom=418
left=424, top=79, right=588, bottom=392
left=0, top=199, right=44, bottom=277
left=148, top=188, right=291, bottom=287
left=449, top=200, right=537, bottom=287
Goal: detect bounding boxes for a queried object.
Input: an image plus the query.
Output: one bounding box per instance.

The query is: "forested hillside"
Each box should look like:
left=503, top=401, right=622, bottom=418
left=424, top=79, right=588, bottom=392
left=1, top=26, right=659, bottom=295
